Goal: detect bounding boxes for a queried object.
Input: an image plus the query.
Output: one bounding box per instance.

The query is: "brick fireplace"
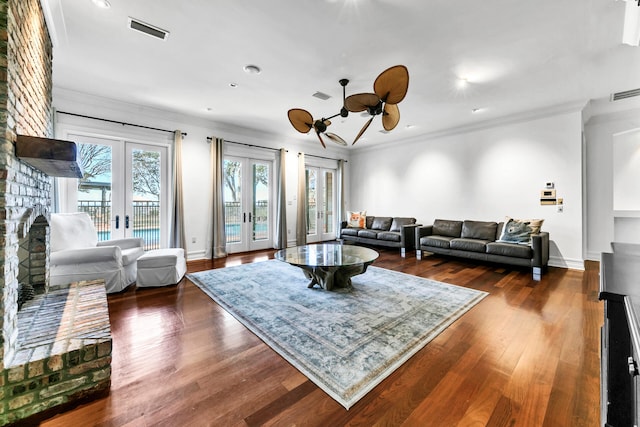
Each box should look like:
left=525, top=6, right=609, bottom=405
left=0, top=0, right=112, bottom=424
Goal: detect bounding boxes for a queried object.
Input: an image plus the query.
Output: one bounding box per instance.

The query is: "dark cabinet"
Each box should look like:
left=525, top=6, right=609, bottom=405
left=600, top=252, right=640, bottom=427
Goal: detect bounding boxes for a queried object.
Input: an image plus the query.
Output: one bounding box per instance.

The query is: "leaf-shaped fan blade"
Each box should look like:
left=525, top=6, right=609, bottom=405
left=382, top=103, right=400, bottom=131
left=316, top=131, right=327, bottom=149
left=325, top=132, right=347, bottom=146
left=374, top=65, right=409, bottom=105
left=345, top=93, right=380, bottom=113
left=288, top=109, right=314, bottom=134
left=353, top=116, right=374, bottom=145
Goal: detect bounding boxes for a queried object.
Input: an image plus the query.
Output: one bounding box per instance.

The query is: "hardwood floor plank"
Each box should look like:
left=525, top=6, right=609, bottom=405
left=38, top=247, right=601, bottom=426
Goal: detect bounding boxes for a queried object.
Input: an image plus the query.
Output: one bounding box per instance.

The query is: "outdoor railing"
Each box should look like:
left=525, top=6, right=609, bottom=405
left=78, top=200, right=160, bottom=250
left=224, top=200, right=269, bottom=244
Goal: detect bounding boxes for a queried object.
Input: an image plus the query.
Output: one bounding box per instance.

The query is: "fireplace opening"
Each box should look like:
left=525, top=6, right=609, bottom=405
left=16, top=213, right=49, bottom=311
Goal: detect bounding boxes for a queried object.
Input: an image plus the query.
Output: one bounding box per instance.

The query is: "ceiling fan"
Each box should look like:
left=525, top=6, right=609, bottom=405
left=287, top=79, right=350, bottom=149
left=287, top=65, right=409, bottom=147
left=345, top=65, right=409, bottom=145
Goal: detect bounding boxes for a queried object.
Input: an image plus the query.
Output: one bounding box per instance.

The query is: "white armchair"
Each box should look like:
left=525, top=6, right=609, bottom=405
left=49, top=212, right=145, bottom=293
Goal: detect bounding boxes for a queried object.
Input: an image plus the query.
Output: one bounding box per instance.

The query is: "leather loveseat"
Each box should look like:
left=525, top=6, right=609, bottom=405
left=340, top=216, right=420, bottom=257
left=415, top=219, right=549, bottom=280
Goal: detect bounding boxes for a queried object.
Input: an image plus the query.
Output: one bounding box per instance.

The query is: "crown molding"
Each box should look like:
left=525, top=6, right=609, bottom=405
left=351, top=100, right=588, bottom=155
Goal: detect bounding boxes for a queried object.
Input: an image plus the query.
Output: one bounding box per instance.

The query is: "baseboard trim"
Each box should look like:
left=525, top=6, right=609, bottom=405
left=549, top=256, right=585, bottom=271
left=186, top=249, right=207, bottom=261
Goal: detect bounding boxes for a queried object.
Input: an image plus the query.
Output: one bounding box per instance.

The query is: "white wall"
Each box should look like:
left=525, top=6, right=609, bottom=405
left=348, top=109, right=585, bottom=269
left=54, top=88, right=589, bottom=268
left=585, top=103, right=640, bottom=260
left=52, top=88, right=349, bottom=259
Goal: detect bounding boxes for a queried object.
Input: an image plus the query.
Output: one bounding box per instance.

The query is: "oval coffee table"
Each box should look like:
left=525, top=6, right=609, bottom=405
left=274, top=244, right=379, bottom=291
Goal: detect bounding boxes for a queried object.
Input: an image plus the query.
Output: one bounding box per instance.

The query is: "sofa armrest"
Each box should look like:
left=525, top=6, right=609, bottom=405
left=97, top=237, right=144, bottom=250
left=531, top=232, right=550, bottom=268
left=415, top=225, right=434, bottom=243
left=51, top=246, right=122, bottom=266
left=400, top=224, right=421, bottom=250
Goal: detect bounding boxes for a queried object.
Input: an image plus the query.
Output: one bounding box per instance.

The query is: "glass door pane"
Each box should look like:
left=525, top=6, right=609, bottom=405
left=77, top=141, right=114, bottom=240
left=224, top=159, right=243, bottom=246
left=324, top=171, right=334, bottom=234
left=128, top=146, right=163, bottom=250
left=252, top=162, right=269, bottom=242
left=306, top=168, right=318, bottom=237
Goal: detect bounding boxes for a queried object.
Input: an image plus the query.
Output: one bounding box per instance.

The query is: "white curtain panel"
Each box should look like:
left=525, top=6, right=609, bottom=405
left=296, top=153, right=307, bottom=246
left=170, top=130, right=187, bottom=249
left=210, top=137, right=228, bottom=258
left=337, top=159, right=346, bottom=235
left=275, top=148, right=287, bottom=249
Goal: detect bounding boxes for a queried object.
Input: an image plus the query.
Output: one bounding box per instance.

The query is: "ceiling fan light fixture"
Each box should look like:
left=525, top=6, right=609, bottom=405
left=288, top=66, right=409, bottom=147
left=243, top=64, right=262, bottom=74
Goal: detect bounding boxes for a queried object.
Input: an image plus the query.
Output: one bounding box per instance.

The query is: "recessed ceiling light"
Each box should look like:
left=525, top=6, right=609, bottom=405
left=471, top=108, right=484, bottom=114
left=91, top=0, right=111, bottom=8
left=229, top=83, right=238, bottom=88
left=456, top=78, right=469, bottom=89
left=243, top=65, right=261, bottom=74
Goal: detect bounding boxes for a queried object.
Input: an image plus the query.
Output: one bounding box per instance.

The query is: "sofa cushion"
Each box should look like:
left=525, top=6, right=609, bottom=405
left=371, top=217, right=393, bottom=231
left=450, top=238, right=489, bottom=253
left=461, top=220, right=498, bottom=241
left=358, top=229, right=379, bottom=239
left=341, top=228, right=360, bottom=237
left=486, top=242, right=533, bottom=259
left=420, top=235, right=454, bottom=249
left=377, top=231, right=401, bottom=242
left=347, top=210, right=366, bottom=228
left=432, top=219, right=463, bottom=238
left=390, top=217, right=416, bottom=232
left=366, top=216, right=375, bottom=229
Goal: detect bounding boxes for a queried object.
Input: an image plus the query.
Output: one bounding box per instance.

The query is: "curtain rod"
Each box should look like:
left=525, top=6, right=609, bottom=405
left=298, top=152, right=348, bottom=163
left=207, top=137, right=286, bottom=153
left=57, top=111, right=187, bottom=136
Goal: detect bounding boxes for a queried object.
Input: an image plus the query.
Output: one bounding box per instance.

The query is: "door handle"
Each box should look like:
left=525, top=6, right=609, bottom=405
left=115, top=215, right=120, bottom=229
left=125, top=215, right=130, bottom=229
left=249, top=212, right=252, bottom=222
left=243, top=212, right=246, bottom=223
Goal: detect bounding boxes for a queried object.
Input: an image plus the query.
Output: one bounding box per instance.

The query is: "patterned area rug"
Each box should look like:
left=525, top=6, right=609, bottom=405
left=187, top=260, right=487, bottom=409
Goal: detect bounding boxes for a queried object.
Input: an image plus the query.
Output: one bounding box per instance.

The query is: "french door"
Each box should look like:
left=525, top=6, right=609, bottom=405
left=223, top=156, right=273, bottom=253
left=306, top=167, right=336, bottom=243
left=61, top=133, right=170, bottom=250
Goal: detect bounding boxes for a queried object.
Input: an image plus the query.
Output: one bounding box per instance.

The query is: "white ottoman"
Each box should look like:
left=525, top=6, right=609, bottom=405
left=136, top=248, right=187, bottom=288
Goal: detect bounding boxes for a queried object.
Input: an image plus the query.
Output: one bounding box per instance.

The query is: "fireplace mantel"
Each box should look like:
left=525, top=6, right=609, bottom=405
left=15, top=135, right=83, bottom=178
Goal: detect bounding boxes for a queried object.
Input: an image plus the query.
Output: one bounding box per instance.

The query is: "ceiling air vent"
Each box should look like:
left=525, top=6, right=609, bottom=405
left=611, top=88, right=640, bottom=102
left=128, top=17, right=169, bottom=40
left=312, top=91, right=331, bottom=101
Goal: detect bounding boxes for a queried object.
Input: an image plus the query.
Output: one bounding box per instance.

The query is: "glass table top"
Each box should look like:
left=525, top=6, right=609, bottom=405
left=274, top=244, right=379, bottom=267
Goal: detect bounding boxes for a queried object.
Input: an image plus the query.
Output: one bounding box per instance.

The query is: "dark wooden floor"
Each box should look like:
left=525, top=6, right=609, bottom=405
left=40, top=247, right=602, bottom=426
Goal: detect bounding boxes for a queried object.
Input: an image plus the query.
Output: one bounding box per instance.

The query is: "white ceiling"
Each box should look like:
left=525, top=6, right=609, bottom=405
left=42, top=0, right=640, bottom=147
